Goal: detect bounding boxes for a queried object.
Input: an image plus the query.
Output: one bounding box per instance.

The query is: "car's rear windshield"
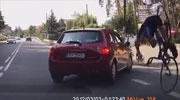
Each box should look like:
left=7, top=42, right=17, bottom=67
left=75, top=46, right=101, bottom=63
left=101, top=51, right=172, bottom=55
left=8, top=37, right=15, bottom=39
left=58, top=31, right=102, bottom=44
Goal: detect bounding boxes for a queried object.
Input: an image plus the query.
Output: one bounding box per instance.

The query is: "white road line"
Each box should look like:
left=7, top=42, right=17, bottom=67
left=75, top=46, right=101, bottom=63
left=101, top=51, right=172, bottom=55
left=0, top=73, right=3, bottom=78
left=3, top=43, right=23, bottom=71
left=131, top=79, right=151, bottom=86
left=11, top=45, right=19, bottom=56
left=0, top=66, right=3, bottom=70
left=11, top=50, right=16, bottom=56
left=169, top=91, right=180, bottom=99
left=4, top=56, right=11, bottom=64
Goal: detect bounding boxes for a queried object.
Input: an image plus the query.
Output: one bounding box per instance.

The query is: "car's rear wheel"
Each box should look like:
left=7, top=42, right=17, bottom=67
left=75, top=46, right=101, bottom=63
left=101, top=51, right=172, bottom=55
left=125, top=55, right=133, bottom=72
left=50, top=72, right=64, bottom=83
left=107, top=62, right=117, bottom=85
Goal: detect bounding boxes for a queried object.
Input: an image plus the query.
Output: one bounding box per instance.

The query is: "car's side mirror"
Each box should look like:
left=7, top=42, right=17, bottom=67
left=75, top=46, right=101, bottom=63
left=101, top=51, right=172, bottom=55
left=125, top=41, right=130, bottom=47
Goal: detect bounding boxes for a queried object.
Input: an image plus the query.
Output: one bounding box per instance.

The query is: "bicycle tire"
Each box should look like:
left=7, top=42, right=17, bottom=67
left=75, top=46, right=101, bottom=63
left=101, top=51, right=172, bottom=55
left=160, top=57, right=178, bottom=93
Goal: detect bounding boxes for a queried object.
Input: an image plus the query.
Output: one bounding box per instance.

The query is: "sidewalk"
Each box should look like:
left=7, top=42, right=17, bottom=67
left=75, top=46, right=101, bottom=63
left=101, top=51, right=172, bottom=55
left=131, top=45, right=180, bottom=64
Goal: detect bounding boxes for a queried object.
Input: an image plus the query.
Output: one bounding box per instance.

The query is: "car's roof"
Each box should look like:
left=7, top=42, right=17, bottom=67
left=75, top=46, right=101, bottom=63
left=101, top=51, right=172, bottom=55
left=63, top=28, right=114, bottom=33
left=8, top=37, right=15, bottom=38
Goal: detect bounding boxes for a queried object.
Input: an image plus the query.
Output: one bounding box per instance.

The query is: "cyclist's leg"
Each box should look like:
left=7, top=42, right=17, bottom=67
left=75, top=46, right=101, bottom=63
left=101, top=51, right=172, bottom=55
left=135, top=25, right=146, bottom=57
left=157, top=24, right=170, bottom=57
left=154, top=30, right=164, bottom=58
left=146, top=27, right=157, bottom=48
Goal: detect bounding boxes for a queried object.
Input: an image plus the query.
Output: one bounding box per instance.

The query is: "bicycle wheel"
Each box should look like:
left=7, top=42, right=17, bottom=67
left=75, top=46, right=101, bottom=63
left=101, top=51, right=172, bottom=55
left=160, top=57, right=179, bottom=93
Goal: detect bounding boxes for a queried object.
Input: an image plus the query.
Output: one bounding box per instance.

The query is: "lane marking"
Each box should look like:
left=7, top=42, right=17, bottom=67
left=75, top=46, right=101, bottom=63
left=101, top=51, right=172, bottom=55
left=131, top=79, right=151, bottom=86
left=11, top=49, right=17, bottom=56
left=0, top=66, right=3, bottom=70
left=169, top=91, right=180, bottom=99
left=11, top=43, right=19, bottom=56
left=3, top=42, right=23, bottom=71
left=0, top=73, right=3, bottom=78
left=4, top=56, right=11, bottom=64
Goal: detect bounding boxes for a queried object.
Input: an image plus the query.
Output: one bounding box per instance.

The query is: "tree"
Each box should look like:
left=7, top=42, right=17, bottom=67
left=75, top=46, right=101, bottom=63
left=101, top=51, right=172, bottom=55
left=104, top=1, right=136, bottom=35
left=105, top=15, right=124, bottom=32
left=73, top=13, right=85, bottom=28
left=14, top=26, right=24, bottom=36
left=66, top=19, right=74, bottom=30
left=38, top=23, right=47, bottom=33
left=57, top=18, right=66, bottom=34
left=0, top=11, right=6, bottom=31
left=99, top=0, right=128, bottom=33
left=28, top=25, right=36, bottom=36
left=99, top=0, right=124, bottom=17
left=46, top=10, right=59, bottom=40
left=126, top=2, right=136, bottom=35
left=72, top=13, right=98, bottom=29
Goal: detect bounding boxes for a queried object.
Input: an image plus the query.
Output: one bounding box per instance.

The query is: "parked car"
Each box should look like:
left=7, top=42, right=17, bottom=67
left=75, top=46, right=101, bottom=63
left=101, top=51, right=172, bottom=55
left=7, top=37, right=16, bottom=44
left=49, top=28, right=133, bottom=84
left=15, top=36, right=21, bottom=40
left=26, top=37, right=32, bottom=41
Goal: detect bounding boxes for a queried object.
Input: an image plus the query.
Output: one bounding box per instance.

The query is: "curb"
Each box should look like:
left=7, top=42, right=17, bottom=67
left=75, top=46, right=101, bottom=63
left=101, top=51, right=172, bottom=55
left=0, top=41, right=6, bottom=45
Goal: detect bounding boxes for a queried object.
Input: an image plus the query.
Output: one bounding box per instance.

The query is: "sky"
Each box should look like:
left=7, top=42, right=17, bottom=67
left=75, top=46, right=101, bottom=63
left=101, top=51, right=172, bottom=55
left=1, top=0, right=110, bottom=30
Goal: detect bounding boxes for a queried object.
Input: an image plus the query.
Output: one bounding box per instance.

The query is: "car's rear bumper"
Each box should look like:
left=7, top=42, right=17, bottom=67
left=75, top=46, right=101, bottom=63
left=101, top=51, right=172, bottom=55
left=7, top=41, right=16, bottom=43
left=49, top=57, right=111, bottom=75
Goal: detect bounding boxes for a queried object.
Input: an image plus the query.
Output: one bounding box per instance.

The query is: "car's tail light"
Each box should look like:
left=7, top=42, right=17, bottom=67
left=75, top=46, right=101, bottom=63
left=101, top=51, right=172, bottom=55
left=97, top=47, right=110, bottom=55
left=49, top=48, right=54, bottom=55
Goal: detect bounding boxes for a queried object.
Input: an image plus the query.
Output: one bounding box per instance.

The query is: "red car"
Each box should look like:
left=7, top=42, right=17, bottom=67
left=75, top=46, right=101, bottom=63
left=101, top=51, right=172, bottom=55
left=49, top=28, right=133, bottom=84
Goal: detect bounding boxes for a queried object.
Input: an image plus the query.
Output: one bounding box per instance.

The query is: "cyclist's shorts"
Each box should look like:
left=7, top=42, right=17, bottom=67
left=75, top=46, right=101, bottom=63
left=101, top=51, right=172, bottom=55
left=146, top=27, right=151, bottom=36
left=138, top=25, right=153, bottom=39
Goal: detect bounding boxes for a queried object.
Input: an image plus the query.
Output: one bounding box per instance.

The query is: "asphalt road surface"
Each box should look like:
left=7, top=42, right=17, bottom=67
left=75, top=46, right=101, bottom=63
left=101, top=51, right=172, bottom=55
left=0, top=38, right=179, bottom=100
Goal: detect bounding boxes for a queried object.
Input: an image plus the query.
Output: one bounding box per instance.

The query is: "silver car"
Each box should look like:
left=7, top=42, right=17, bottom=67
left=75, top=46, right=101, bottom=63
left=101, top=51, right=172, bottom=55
left=7, top=37, right=16, bottom=44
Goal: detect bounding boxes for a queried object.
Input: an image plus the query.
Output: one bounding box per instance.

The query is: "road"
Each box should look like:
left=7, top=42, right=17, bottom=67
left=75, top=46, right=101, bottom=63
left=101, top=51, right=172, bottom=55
left=0, top=38, right=180, bottom=100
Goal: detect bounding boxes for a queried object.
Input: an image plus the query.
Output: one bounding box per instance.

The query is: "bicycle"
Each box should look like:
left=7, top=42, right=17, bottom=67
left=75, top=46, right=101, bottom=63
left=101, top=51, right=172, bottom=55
left=145, top=18, right=178, bottom=94
left=146, top=43, right=178, bottom=93
left=145, top=2, right=178, bottom=93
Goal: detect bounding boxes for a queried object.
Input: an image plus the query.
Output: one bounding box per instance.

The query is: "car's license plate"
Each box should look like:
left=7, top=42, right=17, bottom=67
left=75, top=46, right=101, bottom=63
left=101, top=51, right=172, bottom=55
left=66, top=53, right=85, bottom=58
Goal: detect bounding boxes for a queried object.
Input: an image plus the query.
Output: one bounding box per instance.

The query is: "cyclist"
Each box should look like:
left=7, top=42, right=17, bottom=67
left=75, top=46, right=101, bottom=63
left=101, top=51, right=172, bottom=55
left=135, top=3, right=178, bottom=60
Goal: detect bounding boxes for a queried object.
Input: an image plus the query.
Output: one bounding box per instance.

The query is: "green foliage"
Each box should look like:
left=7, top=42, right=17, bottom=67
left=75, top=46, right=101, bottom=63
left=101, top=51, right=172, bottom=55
left=87, top=23, right=99, bottom=28
left=46, top=10, right=60, bottom=40
left=57, top=18, right=66, bottom=35
left=174, top=33, right=180, bottom=43
left=105, top=15, right=124, bottom=32
left=34, top=32, right=46, bottom=41
left=14, top=27, right=24, bottom=37
left=0, top=35, right=6, bottom=41
left=99, top=0, right=123, bottom=17
left=73, top=14, right=85, bottom=28
left=104, top=2, right=136, bottom=35
left=28, top=25, right=36, bottom=36
left=69, top=13, right=98, bottom=29
left=0, top=11, right=6, bottom=31
left=126, top=2, right=136, bottom=34
left=66, top=19, right=74, bottom=30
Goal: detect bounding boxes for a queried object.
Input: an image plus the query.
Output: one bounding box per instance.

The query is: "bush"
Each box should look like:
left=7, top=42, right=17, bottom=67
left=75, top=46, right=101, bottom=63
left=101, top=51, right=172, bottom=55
left=0, top=35, right=7, bottom=41
left=34, top=33, right=47, bottom=41
left=47, top=34, right=59, bottom=40
left=174, top=33, right=180, bottom=43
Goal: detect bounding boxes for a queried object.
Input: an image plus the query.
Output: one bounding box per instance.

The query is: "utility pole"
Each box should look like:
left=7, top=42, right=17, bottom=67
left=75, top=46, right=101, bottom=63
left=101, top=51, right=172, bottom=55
left=124, top=0, right=127, bottom=34
left=86, top=4, right=88, bottom=27
left=83, top=3, right=88, bottom=28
